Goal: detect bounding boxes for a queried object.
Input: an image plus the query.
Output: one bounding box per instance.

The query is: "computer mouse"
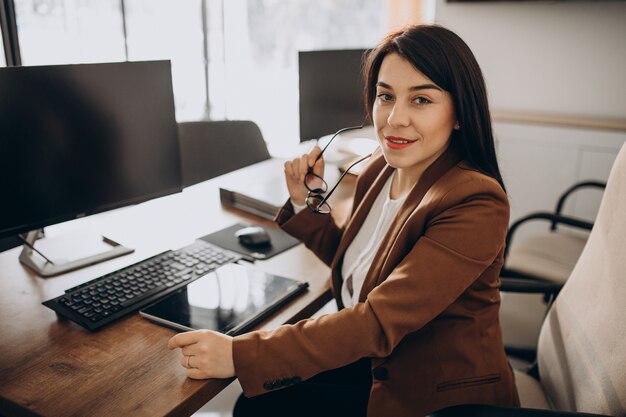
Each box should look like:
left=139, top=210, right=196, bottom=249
left=235, top=226, right=272, bottom=247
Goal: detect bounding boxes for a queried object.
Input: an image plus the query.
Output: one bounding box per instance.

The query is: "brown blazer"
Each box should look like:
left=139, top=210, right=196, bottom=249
left=233, top=145, right=520, bottom=416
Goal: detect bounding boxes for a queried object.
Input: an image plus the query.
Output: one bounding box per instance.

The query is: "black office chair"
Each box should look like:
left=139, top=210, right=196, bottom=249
left=429, top=143, right=626, bottom=417
left=502, top=181, right=606, bottom=285
left=177, top=120, right=271, bottom=187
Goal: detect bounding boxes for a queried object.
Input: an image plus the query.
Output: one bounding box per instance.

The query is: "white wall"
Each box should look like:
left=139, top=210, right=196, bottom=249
left=434, top=1, right=626, bottom=349
left=433, top=0, right=626, bottom=225
left=495, top=121, right=624, bottom=225
left=434, top=0, right=626, bottom=119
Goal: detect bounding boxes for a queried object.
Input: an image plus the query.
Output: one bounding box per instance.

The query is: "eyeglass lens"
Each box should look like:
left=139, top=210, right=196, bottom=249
left=304, top=172, right=327, bottom=194
left=305, top=194, right=331, bottom=214
left=303, top=123, right=368, bottom=214
left=306, top=152, right=372, bottom=214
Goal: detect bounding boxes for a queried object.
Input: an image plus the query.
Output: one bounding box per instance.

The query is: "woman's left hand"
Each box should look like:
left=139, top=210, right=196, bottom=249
left=167, top=329, right=235, bottom=379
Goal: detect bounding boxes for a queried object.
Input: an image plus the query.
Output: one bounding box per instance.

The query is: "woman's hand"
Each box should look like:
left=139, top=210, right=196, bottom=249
left=167, top=329, right=235, bottom=379
left=283, top=146, right=325, bottom=206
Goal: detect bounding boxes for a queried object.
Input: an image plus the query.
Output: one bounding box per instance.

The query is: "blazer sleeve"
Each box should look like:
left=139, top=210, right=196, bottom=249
left=234, top=177, right=510, bottom=397
left=274, top=149, right=386, bottom=266
left=275, top=200, right=345, bottom=267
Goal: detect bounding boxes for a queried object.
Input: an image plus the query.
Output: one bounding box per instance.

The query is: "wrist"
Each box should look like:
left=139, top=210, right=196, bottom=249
left=290, top=199, right=307, bottom=213
left=226, top=336, right=235, bottom=377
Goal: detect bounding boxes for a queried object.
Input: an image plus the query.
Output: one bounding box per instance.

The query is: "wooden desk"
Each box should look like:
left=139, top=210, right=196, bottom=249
left=0, top=161, right=353, bottom=417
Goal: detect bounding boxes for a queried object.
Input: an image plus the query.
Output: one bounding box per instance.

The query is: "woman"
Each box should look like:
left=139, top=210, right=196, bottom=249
left=168, top=24, right=519, bottom=416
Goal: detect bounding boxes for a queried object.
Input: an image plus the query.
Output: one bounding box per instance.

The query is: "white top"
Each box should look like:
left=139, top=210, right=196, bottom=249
left=340, top=173, right=405, bottom=307
left=292, top=171, right=406, bottom=307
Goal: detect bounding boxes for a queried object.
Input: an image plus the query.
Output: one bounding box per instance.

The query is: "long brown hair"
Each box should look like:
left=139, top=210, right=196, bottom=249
left=363, top=25, right=506, bottom=192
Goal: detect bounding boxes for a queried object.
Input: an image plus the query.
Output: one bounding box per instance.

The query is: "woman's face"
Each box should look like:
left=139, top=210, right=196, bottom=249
left=373, top=53, right=457, bottom=177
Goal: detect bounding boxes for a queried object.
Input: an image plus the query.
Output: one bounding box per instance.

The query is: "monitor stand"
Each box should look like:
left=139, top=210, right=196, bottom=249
left=19, top=229, right=134, bottom=277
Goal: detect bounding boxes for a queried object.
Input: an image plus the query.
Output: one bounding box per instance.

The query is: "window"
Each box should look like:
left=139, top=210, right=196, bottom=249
left=12, top=0, right=416, bottom=148
left=0, top=30, right=5, bottom=66
left=15, top=0, right=125, bottom=65
left=14, top=0, right=207, bottom=121
left=208, top=0, right=387, bottom=151
left=124, top=0, right=206, bottom=121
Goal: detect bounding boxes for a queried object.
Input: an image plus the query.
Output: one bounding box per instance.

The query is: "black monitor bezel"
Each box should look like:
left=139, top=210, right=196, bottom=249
left=298, top=48, right=370, bottom=142
left=0, top=60, right=182, bottom=239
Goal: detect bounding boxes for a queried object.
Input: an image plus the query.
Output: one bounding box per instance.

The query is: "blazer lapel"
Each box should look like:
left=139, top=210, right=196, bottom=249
left=330, top=154, right=393, bottom=306
left=357, top=144, right=462, bottom=301
left=339, top=161, right=393, bottom=254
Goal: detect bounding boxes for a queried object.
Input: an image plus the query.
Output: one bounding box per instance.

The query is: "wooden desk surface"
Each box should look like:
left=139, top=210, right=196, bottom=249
left=0, top=161, right=353, bottom=417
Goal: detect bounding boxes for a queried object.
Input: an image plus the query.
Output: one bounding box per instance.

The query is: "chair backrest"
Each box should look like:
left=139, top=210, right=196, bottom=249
left=178, top=120, right=271, bottom=187
left=537, top=141, right=626, bottom=415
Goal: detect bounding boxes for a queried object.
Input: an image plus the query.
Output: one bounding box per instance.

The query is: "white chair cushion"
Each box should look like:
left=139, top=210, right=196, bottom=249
left=514, top=369, right=551, bottom=410
left=537, top=142, right=626, bottom=415
left=506, top=232, right=588, bottom=283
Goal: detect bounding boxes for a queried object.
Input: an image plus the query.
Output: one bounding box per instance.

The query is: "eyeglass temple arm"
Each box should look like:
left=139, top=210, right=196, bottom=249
left=317, top=153, right=372, bottom=206
left=312, top=124, right=365, bottom=166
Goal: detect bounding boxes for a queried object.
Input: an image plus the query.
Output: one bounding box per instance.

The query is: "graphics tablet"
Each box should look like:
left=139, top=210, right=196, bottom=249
left=139, top=263, right=308, bottom=335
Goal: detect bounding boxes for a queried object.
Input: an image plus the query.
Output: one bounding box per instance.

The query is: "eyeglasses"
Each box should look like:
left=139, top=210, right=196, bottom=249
left=304, top=125, right=372, bottom=214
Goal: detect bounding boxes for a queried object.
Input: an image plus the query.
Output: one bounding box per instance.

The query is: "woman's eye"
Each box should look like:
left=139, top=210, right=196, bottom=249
left=377, top=93, right=393, bottom=102
left=414, top=97, right=431, bottom=105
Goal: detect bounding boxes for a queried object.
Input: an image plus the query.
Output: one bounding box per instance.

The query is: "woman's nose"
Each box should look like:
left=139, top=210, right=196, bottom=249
left=387, top=104, right=410, bottom=128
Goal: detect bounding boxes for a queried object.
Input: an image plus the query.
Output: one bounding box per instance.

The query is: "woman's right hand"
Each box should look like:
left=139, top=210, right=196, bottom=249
left=283, top=146, right=324, bottom=206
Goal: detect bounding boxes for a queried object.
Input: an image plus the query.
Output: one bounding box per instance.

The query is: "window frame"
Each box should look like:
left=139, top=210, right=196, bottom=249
left=1, top=0, right=21, bottom=66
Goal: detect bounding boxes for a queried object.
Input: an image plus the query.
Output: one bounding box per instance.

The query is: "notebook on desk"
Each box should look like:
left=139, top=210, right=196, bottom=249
left=219, top=158, right=290, bottom=220
left=218, top=157, right=342, bottom=220
left=139, top=263, right=308, bottom=335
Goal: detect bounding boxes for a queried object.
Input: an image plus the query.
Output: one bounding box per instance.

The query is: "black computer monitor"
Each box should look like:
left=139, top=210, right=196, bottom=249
left=298, top=49, right=369, bottom=142
left=0, top=60, right=182, bottom=275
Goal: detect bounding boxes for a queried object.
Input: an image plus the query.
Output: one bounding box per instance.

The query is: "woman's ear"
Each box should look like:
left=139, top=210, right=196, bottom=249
left=454, top=121, right=460, bottom=130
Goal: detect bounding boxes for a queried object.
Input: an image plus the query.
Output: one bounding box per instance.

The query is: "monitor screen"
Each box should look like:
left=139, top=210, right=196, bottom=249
left=298, top=49, right=369, bottom=142
left=0, top=60, right=182, bottom=239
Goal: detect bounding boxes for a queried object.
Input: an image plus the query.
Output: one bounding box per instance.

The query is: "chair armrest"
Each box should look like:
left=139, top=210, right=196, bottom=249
left=553, top=181, right=606, bottom=230
left=499, top=277, right=563, bottom=296
left=429, top=404, right=613, bottom=417
left=500, top=276, right=562, bottom=314
left=504, top=346, right=538, bottom=365
left=505, top=212, right=593, bottom=260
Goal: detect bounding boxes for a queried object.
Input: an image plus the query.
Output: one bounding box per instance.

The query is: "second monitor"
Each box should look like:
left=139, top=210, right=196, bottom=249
left=298, top=49, right=369, bottom=142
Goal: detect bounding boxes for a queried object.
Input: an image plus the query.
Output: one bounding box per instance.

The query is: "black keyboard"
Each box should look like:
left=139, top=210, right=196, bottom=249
left=43, top=240, right=243, bottom=331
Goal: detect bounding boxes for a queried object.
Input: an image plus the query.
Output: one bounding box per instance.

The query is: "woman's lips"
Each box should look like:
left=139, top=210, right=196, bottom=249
left=384, top=135, right=417, bottom=150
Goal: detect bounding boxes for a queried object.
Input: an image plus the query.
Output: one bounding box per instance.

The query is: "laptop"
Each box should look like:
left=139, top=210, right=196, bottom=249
left=139, top=263, right=308, bottom=335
